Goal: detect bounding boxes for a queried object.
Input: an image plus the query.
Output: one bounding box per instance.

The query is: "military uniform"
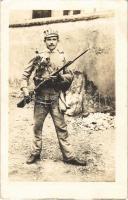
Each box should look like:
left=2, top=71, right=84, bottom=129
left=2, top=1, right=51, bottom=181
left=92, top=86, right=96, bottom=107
left=21, top=47, right=75, bottom=161
left=21, top=28, right=87, bottom=166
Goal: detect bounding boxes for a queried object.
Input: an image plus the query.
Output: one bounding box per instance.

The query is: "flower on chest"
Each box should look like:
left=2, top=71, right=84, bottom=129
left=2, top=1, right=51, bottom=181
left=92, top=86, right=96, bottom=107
left=35, top=54, right=50, bottom=71
left=35, top=57, right=57, bottom=78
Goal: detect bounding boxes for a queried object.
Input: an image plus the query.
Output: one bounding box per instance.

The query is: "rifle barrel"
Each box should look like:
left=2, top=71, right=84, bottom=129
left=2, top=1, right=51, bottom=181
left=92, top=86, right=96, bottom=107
left=51, top=48, right=90, bottom=76
left=71, top=48, right=90, bottom=63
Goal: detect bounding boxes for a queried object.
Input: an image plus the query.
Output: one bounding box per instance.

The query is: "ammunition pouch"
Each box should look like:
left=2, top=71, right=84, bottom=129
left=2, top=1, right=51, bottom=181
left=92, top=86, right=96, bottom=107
left=53, top=80, right=72, bottom=92
left=33, top=75, right=72, bottom=92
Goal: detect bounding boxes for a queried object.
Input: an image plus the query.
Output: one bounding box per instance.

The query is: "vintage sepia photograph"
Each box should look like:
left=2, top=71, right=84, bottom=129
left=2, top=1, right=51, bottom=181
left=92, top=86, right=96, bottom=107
left=1, top=0, right=127, bottom=199
left=9, top=8, right=116, bottom=182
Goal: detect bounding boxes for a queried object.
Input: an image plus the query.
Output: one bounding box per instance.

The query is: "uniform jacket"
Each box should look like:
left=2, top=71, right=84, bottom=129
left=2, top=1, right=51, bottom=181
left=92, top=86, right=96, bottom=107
left=21, top=48, right=73, bottom=101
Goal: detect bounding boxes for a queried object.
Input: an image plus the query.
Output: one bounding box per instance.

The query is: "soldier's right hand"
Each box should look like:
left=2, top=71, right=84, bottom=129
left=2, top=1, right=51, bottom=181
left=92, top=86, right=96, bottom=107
left=22, top=87, right=29, bottom=97
left=24, top=95, right=31, bottom=104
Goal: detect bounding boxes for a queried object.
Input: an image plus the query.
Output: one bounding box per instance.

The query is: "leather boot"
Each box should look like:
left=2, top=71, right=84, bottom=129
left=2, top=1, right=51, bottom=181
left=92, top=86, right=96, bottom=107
left=64, top=158, right=86, bottom=166
left=26, top=154, right=40, bottom=164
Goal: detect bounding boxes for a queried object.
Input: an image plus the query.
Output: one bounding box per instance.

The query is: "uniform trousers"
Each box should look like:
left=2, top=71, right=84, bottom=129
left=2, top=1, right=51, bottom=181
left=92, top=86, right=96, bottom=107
left=31, top=98, right=74, bottom=160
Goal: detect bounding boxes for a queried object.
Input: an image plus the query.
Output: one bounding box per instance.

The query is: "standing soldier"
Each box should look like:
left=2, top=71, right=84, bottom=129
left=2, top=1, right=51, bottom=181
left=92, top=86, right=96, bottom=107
left=21, top=28, right=86, bottom=165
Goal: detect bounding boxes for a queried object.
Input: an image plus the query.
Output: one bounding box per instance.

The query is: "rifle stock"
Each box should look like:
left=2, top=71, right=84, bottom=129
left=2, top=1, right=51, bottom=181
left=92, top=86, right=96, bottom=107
left=17, top=97, right=30, bottom=108
left=17, top=92, right=34, bottom=108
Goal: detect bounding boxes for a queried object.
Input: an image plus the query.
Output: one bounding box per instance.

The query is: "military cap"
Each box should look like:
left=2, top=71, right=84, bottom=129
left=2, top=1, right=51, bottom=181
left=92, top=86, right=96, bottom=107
left=43, top=28, right=59, bottom=39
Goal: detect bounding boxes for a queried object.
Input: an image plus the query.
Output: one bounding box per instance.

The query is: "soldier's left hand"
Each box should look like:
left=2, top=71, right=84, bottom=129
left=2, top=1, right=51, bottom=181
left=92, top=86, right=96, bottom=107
left=50, top=75, right=58, bottom=81
left=56, top=74, right=64, bottom=81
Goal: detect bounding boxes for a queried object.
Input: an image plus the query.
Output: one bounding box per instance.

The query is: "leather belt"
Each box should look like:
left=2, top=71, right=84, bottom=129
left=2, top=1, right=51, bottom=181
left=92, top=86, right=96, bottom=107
left=35, top=96, right=59, bottom=105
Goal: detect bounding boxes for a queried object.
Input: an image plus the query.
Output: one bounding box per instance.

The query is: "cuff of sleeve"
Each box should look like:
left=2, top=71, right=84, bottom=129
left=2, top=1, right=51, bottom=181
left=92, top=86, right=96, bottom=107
left=61, top=74, right=74, bottom=82
left=20, top=80, right=28, bottom=90
left=20, top=86, right=27, bottom=91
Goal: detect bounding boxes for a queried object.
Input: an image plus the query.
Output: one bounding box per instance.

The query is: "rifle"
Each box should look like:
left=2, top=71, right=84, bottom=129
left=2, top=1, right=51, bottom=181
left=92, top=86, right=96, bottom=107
left=17, top=48, right=90, bottom=108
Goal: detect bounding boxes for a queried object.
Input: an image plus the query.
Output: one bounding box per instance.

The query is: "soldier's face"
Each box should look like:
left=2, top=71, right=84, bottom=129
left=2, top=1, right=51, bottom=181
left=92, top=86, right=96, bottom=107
left=45, top=36, right=58, bottom=51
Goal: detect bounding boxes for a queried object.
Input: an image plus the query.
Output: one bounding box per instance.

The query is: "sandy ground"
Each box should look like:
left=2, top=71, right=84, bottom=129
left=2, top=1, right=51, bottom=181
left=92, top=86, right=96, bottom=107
left=9, top=96, right=115, bottom=182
